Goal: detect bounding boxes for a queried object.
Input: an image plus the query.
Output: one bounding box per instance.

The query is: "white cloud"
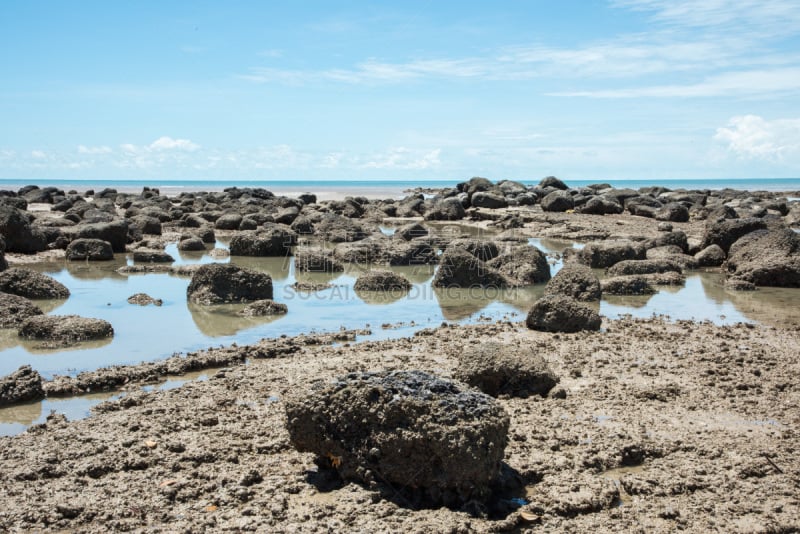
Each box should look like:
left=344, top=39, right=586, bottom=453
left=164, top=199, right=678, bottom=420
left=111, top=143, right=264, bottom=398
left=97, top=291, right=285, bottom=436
left=78, top=144, right=112, bottom=154
left=714, top=114, right=800, bottom=160
left=30, top=150, right=46, bottom=159
left=148, top=136, right=200, bottom=151
left=362, top=147, right=441, bottom=169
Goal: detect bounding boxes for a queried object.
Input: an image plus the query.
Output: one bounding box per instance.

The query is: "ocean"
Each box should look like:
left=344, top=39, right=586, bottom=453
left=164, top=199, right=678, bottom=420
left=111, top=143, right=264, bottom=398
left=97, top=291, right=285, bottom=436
left=1, top=177, right=800, bottom=197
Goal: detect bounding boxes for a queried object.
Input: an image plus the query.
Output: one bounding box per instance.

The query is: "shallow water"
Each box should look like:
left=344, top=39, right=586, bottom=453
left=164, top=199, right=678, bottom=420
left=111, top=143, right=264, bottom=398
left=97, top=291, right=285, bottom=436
left=2, top=231, right=799, bottom=434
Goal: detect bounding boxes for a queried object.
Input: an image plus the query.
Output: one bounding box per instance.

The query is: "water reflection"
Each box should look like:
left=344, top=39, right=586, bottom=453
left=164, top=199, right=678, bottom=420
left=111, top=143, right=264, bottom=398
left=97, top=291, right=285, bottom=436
left=187, top=301, right=284, bottom=337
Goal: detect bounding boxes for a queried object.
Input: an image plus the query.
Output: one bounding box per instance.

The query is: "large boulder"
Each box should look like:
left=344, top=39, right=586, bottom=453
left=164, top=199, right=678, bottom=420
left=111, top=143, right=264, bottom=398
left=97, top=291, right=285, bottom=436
left=294, top=248, right=344, bottom=273
left=606, top=258, right=682, bottom=277
left=229, top=226, right=296, bottom=256
left=187, top=263, right=274, bottom=304
left=315, top=214, right=369, bottom=242
left=526, top=295, right=602, bottom=333
left=487, top=245, right=551, bottom=284
left=539, top=176, right=568, bottom=190
left=424, top=198, right=467, bottom=221
left=575, top=240, right=645, bottom=268
left=471, top=191, right=508, bottom=209
left=544, top=264, right=601, bottom=301
left=540, top=190, right=575, bottom=212
left=65, top=238, right=114, bottom=261
left=75, top=219, right=129, bottom=253
left=0, top=204, right=47, bottom=253
left=701, top=217, right=767, bottom=253
left=386, top=240, right=438, bottom=266
left=655, top=202, right=690, bottom=222
left=132, top=249, right=175, bottom=263
left=447, top=239, right=500, bottom=262
left=453, top=341, right=559, bottom=398
left=18, top=315, right=113, bottom=343
left=395, top=222, right=428, bottom=241
left=432, top=248, right=510, bottom=288
left=0, top=365, right=44, bottom=406
left=694, top=244, right=726, bottom=267
left=128, top=215, right=162, bottom=236
left=725, top=228, right=800, bottom=287
left=0, top=293, right=43, bottom=327
left=285, top=370, right=509, bottom=507
left=214, top=212, right=244, bottom=230
left=353, top=270, right=412, bottom=292
left=0, top=268, right=70, bottom=299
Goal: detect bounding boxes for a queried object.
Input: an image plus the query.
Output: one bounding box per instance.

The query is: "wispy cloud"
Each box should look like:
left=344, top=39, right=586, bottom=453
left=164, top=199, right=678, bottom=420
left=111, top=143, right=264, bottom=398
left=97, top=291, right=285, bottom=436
left=78, top=145, right=112, bottom=155
left=148, top=136, right=200, bottom=151
left=715, top=114, right=800, bottom=161
left=361, top=147, right=441, bottom=169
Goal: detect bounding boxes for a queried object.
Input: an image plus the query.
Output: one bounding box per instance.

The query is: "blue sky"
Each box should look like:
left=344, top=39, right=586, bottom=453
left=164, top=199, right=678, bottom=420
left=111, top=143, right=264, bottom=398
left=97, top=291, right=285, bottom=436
left=1, top=0, right=799, bottom=181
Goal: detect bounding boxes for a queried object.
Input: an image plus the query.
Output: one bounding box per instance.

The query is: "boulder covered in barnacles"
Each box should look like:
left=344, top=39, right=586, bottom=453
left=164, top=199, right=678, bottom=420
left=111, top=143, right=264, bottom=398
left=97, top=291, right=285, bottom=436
left=285, top=370, right=509, bottom=509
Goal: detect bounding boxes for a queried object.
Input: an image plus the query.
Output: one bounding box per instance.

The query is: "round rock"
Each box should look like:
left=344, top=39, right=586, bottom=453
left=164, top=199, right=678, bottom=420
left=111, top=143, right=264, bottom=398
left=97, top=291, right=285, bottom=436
left=353, top=270, right=412, bottom=292
left=187, top=263, right=273, bottom=305
left=526, top=295, right=602, bottom=332
left=0, top=268, right=70, bottom=299
left=18, top=315, right=114, bottom=343
left=0, top=293, right=43, bottom=328
left=65, top=238, right=114, bottom=261
left=544, top=264, right=601, bottom=301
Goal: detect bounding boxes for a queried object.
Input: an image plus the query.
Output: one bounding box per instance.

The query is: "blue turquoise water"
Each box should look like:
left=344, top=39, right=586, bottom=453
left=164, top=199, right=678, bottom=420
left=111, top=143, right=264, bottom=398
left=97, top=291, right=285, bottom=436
left=1, top=177, right=800, bottom=193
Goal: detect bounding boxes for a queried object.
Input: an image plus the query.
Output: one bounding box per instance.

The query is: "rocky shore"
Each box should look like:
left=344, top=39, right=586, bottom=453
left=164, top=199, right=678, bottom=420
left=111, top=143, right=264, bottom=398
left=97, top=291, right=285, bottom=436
left=1, top=177, right=799, bottom=532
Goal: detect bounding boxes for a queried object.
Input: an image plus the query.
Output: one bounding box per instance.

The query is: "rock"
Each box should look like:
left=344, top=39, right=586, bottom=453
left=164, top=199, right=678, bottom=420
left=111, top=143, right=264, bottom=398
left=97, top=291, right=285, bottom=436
left=18, top=315, right=113, bottom=343
left=487, top=245, right=551, bottom=285
left=0, top=268, right=70, bottom=299
left=132, top=249, right=174, bottom=263
left=0, top=293, right=43, bottom=327
left=386, top=240, right=438, bottom=266
left=606, top=259, right=682, bottom=277
left=229, top=226, right=296, bottom=256
left=725, top=228, right=800, bottom=287
left=274, top=206, right=300, bottom=225
left=725, top=278, right=757, bottom=291
left=447, top=239, right=500, bottom=262
left=75, top=219, right=129, bottom=253
left=577, top=196, right=623, bottom=215
left=645, top=247, right=699, bottom=269
left=177, top=236, right=206, bottom=251
left=525, top=295, right=602, bottom=333
left=315, top=214, right=369, bottom=242
left=294, top=248, right=344, bottom=273
left=334, top=238, right=388, bottom=265
left=541, top=190, right=575, bottom=212
left=432, top=248, right=510, bottom=288
left=127, top=293, right=163, bottom=306
left=645, top=231, right=688, bottom=252
left=65, top=238, right=114, bottom=261
left=353, top=270, right=412, bottom=292
left=539, top=176, right=568, bottom=190
left=0, top=204, right=47, bottom=253
left=657, top=222, right=673, bottom=232
left=701, top=217, right=767, bottom=253
left=238, top=299, right=288, bottom=316
left=424, top=198, right=466, bottom=221
left=576, top=240, right=645, bottom=268
left=471, top=192, right=508, bottom=209
left=298, top=193, right=317, bottom=205
left=290, top=215, right=315, bottom=235
left=655, top=202, right=690, bottom=222
left=458, top=176, right=494, bottom=195
left=285, top=370, right=509, bottom=507
left=0, top=235, right=7, bottom=271
left=601, top=276, right=656, bottom=295
left=395, top=222, right=428, bottom=241
left=187, top=263, right=274, bottom=305
left=694, top=244, right=726, bottom=267
left=214, top=213, right=243, bottom=230
left=0, top=365, right=44, bottom=406
left=129, top=215, right=162, bottom=236
left=544, top=264, right=601, bottom=301
left=453, top=341, right=559, bottom=398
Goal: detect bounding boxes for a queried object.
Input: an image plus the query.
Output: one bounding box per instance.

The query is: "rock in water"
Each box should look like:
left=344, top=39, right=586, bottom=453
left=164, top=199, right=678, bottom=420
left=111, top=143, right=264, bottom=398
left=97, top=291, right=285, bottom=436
left=526, top=295, right=602, bottom=332
left=65, top=238, right=114, bottom=261
left=237, top=299, right=288, bottom=316
left=18, top=315, right=113, bottom=343
left=0, top=268, right=70, bottom=299
left=285, top=370, right=509, bottom=507
left=725, top=228, right=800, bottom=287
left=186, top=263, right=273, bottom=305
left=432, top=247, right=510, bottom=288
left=353, top=270, right=412, bottom=291
left=127, top=293, right=163, bottom=306
left=453, top=341, right=559, bottom=398
left=0, top=293, right=43, bottom=327
left=0, top=365, right=44, bottom=406
left=544, top=264, right=601, bottom=301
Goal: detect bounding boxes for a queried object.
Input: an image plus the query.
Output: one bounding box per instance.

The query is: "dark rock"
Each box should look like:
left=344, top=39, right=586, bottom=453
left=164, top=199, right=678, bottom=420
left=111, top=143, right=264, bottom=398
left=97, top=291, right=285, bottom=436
left=0, top=365, right=44, bottom=406
left=133, top=249, right=175, bottom=263
left=601, top=276, right=656, bottom=295
left=229, top=226, right=296, bottom=256
left=19, top=315, right=113, bottom=343
left=645, top=247, right=699, bottom=270
left=657, top=222, right=673, bottom=232
left=215, top=213, right=243, bottom=230
left=471, top=192, right=508, bottom=209
left=0, top=268, right=70, bottom=299
left=655, top=202, right=690, bottom=222
left=274, top=206, right=300, bottom=225
left=447, top=238, right=500, bottom=262
left=540, top=190, right=575, bottom=212
left=290, top=215, right=315, bottom=235
left=694, top=244, right=726, bottom=267
left=544, top=264, right=601, bottom=301
left=606, top=259, right=682, bottom=277
left=0, top=204, right=47, bottom=253
left=701, top=217, right=767, bottom=253
left=129, top=215, right=162, bottom=236
left=334, top=237, right=389, bottom=265
left=395, top=222, right=428, bottom=241
left=353, top=270, right=412, bottom=292
left=526, top=295, right=601, bottom=332
left=725, top=228, right=800, bottom=287
left=386, top=240, right=438, bottom=266
left=177, top=236, right=206, bottom=251
left=75, top=219, right=129, bottom=253
left=315, top=214, right=369, bottom=242
left=65, top=238, right=114, bottom=261
left=238, top=299, right=288, bottom=316
left=127, top=293, right=162, bottom=306
left=453, top=341, right=559, bottom=398
left=645, top=231, right=688, bottom=252
left=294, top=248, right=344, bottom=273
left=0, top=195, right=28, bottom=211
left=487, top=245, right=551, bottom=285
left=424, top=198, right=466, bottom=221
left=725, top=278, right=757, bottom=291
left=432, top=248, right=510, bottom=288
left=187, top=263, right=273, bottom=305
left=575, top=240, right=645, bottom=268
left=458, top=176, right=494, bottom=196
left=285, top=370, right=509, bottom=507
left=539, top=176, right=568, bottom=190
left=298, top=193, right=317, bottom=205
left=0, top=293, right=43, bottom=327
left=578, top=196, right=623, bottom=215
